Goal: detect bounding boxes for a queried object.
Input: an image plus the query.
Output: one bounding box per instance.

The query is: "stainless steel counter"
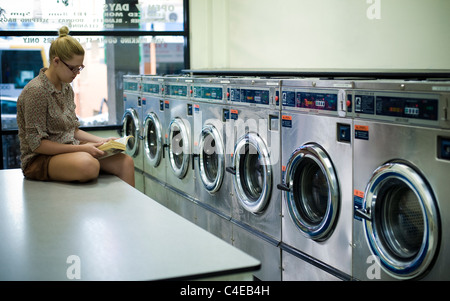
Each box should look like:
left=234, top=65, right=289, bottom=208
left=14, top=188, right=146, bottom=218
left=0, top=169, right=259, bottom=281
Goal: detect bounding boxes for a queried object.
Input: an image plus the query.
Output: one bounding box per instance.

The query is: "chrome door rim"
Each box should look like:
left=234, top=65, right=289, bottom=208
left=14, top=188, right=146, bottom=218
left=122, top=108, right=140, bottom=157
left=198, top=124, right=225, bottom=193
left=143, top=112, right=163, bottom=168
left=233, top=133, right=272, bottom=214
left=168, top=117, right=190, bottom=179
left=284, top=143, right=340, bottom=241
left=363, top=162, right=440, bottom=280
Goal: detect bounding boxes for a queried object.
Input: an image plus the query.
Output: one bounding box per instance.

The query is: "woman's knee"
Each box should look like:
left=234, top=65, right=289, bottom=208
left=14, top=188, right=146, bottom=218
left=48, top=152, right=100, bottom=182
left=100, top=153, right=134, bottom=173
left=122, top=154, right=134, bottom=169
left=76, top=153, right=101, bottom=182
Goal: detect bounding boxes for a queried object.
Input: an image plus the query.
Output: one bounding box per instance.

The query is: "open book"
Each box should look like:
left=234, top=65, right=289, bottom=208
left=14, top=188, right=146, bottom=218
left=97, top=135, right=133, bottom=159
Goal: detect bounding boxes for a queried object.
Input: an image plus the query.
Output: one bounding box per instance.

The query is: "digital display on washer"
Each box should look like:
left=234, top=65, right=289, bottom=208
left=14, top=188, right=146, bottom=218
left=124, top=81, right=138, bottom=91
left=143, top=83, right=160, bottom=94
left=240, top=89, right=270, bottom=105
left=376, top=96, right=438, bottom=120
left=296, top=92, right=337, bottom=111
left=165, top=84, right=188, bottom=97
left=193, top=86, right=223, bottom=100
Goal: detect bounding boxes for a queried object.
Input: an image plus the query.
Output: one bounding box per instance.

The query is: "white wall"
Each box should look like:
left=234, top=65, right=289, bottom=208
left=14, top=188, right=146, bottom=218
left=189, top=0, right=450, bottom=70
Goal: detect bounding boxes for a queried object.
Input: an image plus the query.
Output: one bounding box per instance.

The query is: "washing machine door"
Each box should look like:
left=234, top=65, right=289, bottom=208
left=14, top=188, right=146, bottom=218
left=198, top=124, right=225, bottom=193
left=361, top=162, right=440, bottom=280
left=143, top=112, right=163, bottom=167
left=284, top=143, right=339, bottom=241
left=122, top=108, right=140, bottom=157
left=233, top=133, right=272, bottom=214
left=168, top=117, right=190, bottom=179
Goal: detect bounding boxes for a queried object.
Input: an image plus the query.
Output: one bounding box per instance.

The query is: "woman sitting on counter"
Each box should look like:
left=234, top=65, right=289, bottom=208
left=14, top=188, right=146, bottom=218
left=16, top=26, right=135, bottom=187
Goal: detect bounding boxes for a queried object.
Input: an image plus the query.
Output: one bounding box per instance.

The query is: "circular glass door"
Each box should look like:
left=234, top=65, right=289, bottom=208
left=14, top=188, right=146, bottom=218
left=284, top=143, right=339, bottom=241
left=143, top=112, right=163, bottom=168
left=363, top=162, right=440, bottom=280
left=198, top=124, right=225, bottom=193
left=122, top=108, right=140, bottom=157
left=233, top=133, right=272, bottom=214
left=168, top=117, right=190, bottom=179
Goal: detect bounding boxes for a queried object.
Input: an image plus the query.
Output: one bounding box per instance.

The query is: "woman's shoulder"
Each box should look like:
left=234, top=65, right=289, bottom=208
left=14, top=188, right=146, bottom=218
left=20, top=69, right=51, bottom=95
left=18, top=76, right=50, bottom=107
left=19, top=80, right=43, bottom=99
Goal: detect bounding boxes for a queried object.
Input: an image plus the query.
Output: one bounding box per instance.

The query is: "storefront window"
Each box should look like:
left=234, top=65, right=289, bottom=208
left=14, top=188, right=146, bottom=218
left=0, top=0, right=184, bottom=32
left=1, top=35, right=185, bottom=129
left=0, top=0, right=188, bottom=169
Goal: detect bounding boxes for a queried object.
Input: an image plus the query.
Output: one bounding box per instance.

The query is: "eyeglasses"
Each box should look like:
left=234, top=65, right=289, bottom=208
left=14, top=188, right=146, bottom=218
left=60, top=59, right=85, bottom=73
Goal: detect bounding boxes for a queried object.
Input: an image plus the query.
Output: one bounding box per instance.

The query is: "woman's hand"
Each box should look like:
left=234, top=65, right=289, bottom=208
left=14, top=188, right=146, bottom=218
left=80, top=142, right=105, bottom=158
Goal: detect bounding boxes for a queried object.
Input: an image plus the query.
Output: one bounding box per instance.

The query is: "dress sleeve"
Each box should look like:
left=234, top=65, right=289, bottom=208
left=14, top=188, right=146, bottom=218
left=20, top=86, right=49, bottom=151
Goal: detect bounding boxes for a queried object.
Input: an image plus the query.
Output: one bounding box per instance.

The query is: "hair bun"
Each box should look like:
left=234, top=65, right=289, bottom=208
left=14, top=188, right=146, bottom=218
left=58, top=26, right=70, bottom=37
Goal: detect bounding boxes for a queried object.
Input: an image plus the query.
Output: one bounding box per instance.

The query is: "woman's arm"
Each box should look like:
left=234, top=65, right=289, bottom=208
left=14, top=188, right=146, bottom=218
left=34, top=139, right=105, bottom=158
left=74, top=129, right=116, bottom=143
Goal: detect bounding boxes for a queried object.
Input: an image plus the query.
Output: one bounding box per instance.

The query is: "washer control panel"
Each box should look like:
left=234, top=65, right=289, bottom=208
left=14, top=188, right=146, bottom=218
left=281, top=88, right=350, bottom=117
left=353, top=91, right=445, bottom=128
left=192, top=85, right=223, bottom=101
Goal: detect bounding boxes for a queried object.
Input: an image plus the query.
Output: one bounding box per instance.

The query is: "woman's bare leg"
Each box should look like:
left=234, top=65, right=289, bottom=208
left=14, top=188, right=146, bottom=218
left=47, top=151, right=135, bottom=187
left=48, top=152, right=100, bottom=183
left=99, top=153, right=135, bottom=187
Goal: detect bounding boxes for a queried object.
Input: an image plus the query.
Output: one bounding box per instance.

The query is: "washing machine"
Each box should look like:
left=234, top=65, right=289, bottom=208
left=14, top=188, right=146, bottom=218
left=225, top=77, right=282, bottom=280
left=163, top=76, right=198, bottom=223
left=352, top=80, right=450, bottom=281
left=190, top=76, right=233, bottom=242
left=277, top=78, right=354, bottom=280
left=141, top=75, right=168, bottom=206
left=122, top=75, right=144, bottom=191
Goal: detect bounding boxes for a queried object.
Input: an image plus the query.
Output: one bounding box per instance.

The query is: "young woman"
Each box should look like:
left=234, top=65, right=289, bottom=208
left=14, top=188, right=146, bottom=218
left=17, top=26, right=135, bottom=187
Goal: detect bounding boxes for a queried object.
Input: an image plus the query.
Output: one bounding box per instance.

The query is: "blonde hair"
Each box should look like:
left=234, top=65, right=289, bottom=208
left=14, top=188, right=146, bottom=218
left=49, top=26, right=84, bottom=62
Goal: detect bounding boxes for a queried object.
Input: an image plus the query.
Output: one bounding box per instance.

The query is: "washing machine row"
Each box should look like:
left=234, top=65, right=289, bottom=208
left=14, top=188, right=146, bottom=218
left=123, top=74, right=450, bottom=281
left=140, top=75, right=232, bottom=231
left=123, top=74, right=197, bottom=220
left=122, top=75, right=145, bottom=191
